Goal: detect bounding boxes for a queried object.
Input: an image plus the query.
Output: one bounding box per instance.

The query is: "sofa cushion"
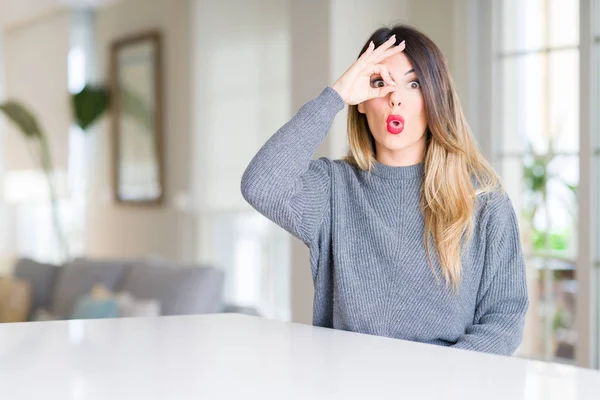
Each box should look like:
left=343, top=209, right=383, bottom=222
left=50, top=259, right=131, bottom=318
left=118, top=261, right=224, bottom=316
left=13, top=258, right=59, bottom=318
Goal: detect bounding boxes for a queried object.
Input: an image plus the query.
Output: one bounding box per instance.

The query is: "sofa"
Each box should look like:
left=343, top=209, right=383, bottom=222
left=6, top=257, right=258, bottom=322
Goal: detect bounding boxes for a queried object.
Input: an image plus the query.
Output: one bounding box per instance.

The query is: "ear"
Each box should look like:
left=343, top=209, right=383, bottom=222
left=357, top=102, right=365, bottom=114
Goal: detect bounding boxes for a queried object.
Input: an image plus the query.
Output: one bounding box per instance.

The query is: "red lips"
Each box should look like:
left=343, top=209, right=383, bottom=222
left=386, top=114, right=405, bottom=134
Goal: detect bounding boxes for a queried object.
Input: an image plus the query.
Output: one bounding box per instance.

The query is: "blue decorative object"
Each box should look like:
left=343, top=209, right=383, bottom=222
left=70, top=295, right=119, bottom=320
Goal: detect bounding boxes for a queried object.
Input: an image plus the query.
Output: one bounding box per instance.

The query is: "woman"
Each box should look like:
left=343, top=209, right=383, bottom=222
left=241, top=24, right=529, bottom=356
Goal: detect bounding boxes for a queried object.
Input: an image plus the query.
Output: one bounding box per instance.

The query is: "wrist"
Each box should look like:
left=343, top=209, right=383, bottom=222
left=331, top=83, right=346, bottom=103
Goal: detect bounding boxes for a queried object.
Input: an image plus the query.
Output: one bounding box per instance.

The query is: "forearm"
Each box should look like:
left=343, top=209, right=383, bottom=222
left=452, top=310, right=527, bottom=355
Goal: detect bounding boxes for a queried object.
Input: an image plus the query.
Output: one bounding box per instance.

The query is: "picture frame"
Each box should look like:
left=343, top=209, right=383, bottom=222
left=109, top=30, right=164, bottom=206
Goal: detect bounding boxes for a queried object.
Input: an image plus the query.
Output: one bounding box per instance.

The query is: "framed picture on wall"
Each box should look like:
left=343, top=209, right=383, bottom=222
left=109, top=30, right=164, bottom=206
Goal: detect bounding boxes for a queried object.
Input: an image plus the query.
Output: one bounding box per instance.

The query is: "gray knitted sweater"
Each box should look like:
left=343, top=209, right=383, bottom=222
left=241, top=87, right=529, bottom=355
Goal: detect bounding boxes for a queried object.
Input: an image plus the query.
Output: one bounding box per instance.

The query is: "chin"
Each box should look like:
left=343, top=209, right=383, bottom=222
left=381, top=129, right=425, bottom=147
left=378, top=134, right=413, bottom=150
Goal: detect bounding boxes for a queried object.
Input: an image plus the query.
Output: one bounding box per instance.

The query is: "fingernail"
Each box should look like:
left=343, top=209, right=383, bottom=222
left=400, top=40, right=406, bottom=46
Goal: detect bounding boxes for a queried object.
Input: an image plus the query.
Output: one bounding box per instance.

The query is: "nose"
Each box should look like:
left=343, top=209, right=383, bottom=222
left=388, top=89, right=401, bottom=107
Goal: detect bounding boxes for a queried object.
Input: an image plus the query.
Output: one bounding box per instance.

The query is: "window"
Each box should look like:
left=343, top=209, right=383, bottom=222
left=495, top=0, right=580, bottom=363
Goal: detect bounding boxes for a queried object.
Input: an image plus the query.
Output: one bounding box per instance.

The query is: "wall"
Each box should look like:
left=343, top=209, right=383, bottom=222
left=0, top=0, right=66, bottom=31
left=86, top=0, right=194, bottom=261
left=0, top=28, right=9, bottom=274
left=0, top=1, right=126, bottom=31
left=2, top=10, right=71, bottom=172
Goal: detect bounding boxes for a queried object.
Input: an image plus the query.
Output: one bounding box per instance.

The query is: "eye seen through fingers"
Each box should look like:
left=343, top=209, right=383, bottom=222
left=370, top=76, right=421, bottom=90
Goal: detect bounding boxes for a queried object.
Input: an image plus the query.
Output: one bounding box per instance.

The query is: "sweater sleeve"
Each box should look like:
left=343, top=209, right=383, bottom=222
left=241, top=87, right=345, bottom=245
left=452, top=194, right=530, bottom=355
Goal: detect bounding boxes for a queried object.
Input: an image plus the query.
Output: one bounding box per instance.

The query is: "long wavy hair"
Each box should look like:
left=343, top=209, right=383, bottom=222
left=344, top=25, right=503, bottom=290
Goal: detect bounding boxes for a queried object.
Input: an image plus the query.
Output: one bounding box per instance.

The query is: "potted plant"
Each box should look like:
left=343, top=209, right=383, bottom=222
left=0, top=101, right=70, bottom=259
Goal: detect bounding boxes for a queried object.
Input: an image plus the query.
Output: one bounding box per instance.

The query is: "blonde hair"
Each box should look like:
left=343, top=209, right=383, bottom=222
left=344, top=25, right=503, bottom=290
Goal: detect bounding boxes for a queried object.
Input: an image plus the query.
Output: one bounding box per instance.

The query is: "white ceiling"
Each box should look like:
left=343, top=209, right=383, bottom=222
left=0, top=0, right=123, bottom=29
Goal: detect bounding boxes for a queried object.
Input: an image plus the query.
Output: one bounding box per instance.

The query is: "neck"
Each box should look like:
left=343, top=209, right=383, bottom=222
left=375, top=138, right=426, bottom=167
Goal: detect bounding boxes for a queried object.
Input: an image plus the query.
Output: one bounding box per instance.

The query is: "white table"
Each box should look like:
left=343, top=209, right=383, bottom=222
left=0, top=314, right=598, bottom=399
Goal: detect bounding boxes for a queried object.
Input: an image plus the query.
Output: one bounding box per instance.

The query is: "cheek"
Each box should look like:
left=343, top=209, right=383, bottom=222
left=407, top=93, right=427, bottom=124
left=405, top=92, right=423, bottom=110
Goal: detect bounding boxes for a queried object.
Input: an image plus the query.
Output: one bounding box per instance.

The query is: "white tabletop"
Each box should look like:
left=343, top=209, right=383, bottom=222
left=0, top=314, right=598, bottom=399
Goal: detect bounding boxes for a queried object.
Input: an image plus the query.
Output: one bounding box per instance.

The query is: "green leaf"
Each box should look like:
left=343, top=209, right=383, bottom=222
left=0, top=99, right=70, bottom=259
left=0, top=101, right=43, bottom=139
left=523, top=154, right=549, bottom=193
left=552, top=307, right=568, bottom=331
left=72, top=84, right=110, bottom=131
left=532, top=229, right=570, bottom=253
